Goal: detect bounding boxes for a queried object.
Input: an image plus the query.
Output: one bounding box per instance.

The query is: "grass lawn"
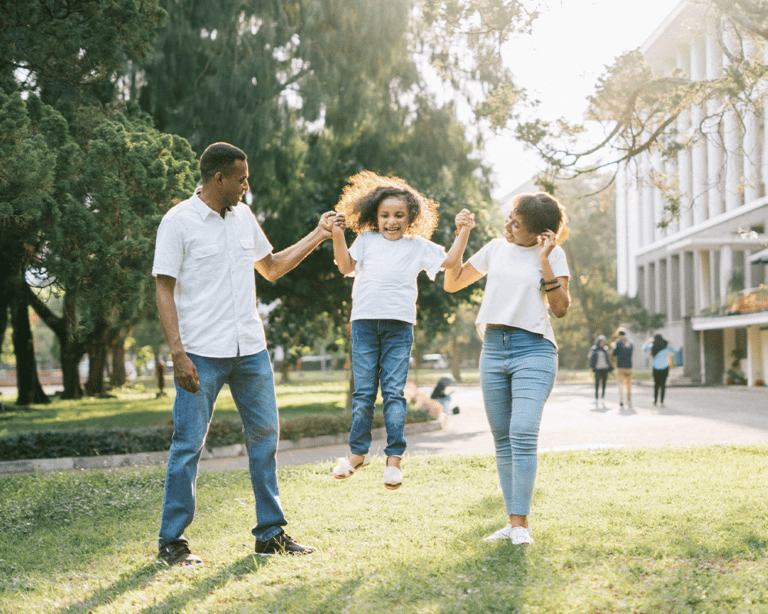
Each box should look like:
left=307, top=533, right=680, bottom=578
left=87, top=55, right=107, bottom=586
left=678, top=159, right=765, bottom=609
left=1, top=445, right=767, bottom=613
left=0, top=380, right=354, bottom=437
left=0, top=368, right=605, bottom=437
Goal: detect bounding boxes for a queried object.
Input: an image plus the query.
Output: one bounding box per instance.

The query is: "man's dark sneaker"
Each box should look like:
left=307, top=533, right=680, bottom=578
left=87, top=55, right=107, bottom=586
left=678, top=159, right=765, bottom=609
left=255, top=532, right=316, bottom=556
left=157, top=541, right=203, bottom=566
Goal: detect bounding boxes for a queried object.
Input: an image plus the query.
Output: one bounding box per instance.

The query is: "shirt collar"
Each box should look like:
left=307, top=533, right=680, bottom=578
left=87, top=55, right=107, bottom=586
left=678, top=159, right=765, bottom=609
left=191, top=189, right=221, bottom=220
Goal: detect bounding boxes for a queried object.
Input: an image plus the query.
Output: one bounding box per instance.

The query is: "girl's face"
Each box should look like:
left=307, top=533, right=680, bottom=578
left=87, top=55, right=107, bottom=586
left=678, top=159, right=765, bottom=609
left=504, top=208, right=539, bottom=247
left=377, top=197, right=409, bottom=241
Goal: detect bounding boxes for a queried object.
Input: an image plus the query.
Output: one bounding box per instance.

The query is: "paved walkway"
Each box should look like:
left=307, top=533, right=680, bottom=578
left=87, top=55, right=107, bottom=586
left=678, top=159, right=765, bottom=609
left=199, top=381, right=768, bottom=472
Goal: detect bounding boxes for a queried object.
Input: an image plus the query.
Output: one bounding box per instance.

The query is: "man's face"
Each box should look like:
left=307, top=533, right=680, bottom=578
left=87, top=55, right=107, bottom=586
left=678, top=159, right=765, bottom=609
left=219, top=159, right=249, bottom=208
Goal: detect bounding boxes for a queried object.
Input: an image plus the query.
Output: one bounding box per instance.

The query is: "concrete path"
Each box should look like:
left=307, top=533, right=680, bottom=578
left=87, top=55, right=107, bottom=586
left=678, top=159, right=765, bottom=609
left=198, top=381, right=768, bottom=472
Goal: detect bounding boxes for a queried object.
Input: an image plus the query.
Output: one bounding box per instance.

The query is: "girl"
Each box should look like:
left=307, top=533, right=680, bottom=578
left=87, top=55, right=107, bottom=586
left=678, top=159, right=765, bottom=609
left=444, top=192, right=570, bottom=545
left=330, top=171, right=474, bottom=490
left=642, top=333, right=677, bottom=406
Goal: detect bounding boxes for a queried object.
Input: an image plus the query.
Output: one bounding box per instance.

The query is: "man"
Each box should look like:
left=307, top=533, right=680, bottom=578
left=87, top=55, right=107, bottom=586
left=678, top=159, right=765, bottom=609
left=153, top=142, right=334, bottom=565
left=611, top=327, right=634, bottom=409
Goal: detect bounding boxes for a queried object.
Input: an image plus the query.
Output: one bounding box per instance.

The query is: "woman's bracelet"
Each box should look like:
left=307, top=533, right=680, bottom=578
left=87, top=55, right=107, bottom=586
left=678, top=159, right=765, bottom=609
left=545, top=284, right=561, bottom=292
left=542, top=278, right=558, bottom=285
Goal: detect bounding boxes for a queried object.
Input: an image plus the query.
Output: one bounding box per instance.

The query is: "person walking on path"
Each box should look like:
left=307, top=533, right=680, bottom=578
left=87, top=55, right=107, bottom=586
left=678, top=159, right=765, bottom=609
left=611, top=327, right=634, bottom=409
left=642, top=333, right=677, bottom=406
left=588, top=335, right=612, bottom=402
left=444, top=192, right=570, bottom=546
left=153, top=142, right=333, bottom=565
left=329, top=170, right=474, bottom=490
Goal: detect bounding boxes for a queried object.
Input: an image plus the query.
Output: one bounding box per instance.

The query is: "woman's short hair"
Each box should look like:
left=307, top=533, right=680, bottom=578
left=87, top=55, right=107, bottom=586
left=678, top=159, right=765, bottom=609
left=200, top=142, right=247, bottom=183
left=513, top=192, right=569, bottom=241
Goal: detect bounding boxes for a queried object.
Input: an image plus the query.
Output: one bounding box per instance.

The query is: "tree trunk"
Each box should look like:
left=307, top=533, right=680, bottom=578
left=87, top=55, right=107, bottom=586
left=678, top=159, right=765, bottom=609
left=155, top=349, right=167, bottom=397
left=25, top=284, right=84, bottom=399
left=450, top=326, right=462, bottom=383
left=84, top=320, right=109, bottom=396
left=109, top=333, right=126, bottom=387
left=8, top=276, right=49, bottom=406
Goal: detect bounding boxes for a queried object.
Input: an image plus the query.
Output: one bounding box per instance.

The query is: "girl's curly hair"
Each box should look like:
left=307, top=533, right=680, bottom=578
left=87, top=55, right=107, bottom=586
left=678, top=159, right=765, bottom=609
left=335, top=171, right=439, bottom=239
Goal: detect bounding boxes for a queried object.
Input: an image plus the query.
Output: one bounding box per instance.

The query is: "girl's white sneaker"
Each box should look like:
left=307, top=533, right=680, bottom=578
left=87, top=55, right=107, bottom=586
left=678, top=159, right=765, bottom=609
left=383, top=465, right=403, bottom=490
left=483, top=525, right=534, bottom=545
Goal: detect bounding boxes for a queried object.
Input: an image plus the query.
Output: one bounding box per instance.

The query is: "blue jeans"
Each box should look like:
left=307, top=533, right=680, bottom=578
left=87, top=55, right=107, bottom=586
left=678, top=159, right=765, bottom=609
left=480, top=326, right=557, bottom=516
left=158, top=351, right=286, bottom=547
left=349, top=319, right=413, bottom=457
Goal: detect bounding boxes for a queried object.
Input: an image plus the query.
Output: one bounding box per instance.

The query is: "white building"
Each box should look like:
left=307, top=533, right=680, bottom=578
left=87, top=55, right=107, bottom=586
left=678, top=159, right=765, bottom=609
left=616, top=0, right=768, bottom=386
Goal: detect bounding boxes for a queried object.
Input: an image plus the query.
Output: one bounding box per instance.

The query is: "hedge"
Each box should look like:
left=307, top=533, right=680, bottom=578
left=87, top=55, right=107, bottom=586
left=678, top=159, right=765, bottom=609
left=0, top=410, right=433, bottom=461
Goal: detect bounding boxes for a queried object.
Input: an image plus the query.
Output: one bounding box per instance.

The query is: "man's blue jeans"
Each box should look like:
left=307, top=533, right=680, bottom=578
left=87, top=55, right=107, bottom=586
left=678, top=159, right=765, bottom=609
left=158, top=351, right=286, bottom=547
left=349, top=319, right=413, bottom=458
left=479, top=326, right=557, bottom=516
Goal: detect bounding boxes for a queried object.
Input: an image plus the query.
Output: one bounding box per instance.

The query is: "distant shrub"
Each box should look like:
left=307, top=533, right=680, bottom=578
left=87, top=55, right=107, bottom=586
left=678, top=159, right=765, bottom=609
left=0, top=410, right=433, bottom=461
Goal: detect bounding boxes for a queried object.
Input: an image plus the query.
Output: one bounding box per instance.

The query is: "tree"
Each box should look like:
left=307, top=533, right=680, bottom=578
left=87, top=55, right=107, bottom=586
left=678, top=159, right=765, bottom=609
left=514, top=0, right=768, bottom=222
left=548, top=175, right=665, bottom=368
left=29, top=104, right=198, bottom=398
left=133, top=0, right=533, bottom=360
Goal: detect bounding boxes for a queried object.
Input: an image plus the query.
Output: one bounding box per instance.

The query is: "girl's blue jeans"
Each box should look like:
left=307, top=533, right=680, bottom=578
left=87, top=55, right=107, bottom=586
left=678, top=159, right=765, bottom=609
left=158, top=351, right=286, bottom=548
left=479, top=326, right=557, bottom=516
left=349, top=319, right=413, bottom=458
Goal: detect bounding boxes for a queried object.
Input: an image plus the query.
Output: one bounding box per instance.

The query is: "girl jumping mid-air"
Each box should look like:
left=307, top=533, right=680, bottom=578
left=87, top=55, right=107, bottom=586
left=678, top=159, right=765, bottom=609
left=331, top=170, right=474, bottom=490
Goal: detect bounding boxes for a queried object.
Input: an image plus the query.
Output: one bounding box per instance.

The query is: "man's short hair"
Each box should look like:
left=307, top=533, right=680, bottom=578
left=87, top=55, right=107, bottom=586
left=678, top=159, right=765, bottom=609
left=200, top=143, right=247, bottom=183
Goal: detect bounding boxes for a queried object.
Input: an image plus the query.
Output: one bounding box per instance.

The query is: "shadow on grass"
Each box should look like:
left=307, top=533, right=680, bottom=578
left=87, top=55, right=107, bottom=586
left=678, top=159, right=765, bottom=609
left=56, top=563, right=163, bottom=614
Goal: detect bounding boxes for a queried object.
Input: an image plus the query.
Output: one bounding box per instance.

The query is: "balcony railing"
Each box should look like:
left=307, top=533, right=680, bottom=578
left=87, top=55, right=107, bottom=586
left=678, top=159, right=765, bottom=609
left=699, top=285, right=768, bottom=317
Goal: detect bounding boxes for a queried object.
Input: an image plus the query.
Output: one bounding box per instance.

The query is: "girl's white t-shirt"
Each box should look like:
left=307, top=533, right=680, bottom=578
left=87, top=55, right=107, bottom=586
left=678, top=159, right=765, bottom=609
left=347, top=231, right=447, bottom=324
left=468, top=238, right=570, bottom=348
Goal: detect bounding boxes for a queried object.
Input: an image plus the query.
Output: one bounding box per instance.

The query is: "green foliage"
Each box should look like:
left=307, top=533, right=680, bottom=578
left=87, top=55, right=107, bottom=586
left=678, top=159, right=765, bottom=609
left=1, top=0, right=166, bottom=95
left=0, top=410, right=432, bottom=460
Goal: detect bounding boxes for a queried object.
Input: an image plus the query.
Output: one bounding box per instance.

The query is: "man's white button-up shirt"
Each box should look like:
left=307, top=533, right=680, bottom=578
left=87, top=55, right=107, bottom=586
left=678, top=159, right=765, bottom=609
left=152, top=192, right=273, bottom=358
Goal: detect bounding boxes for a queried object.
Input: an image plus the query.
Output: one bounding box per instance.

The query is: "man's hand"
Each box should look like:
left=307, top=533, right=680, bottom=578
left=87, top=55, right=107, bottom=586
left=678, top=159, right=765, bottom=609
left=173, top=353, right=200, bottom=394
left=318, top=211, right=337, bottom=238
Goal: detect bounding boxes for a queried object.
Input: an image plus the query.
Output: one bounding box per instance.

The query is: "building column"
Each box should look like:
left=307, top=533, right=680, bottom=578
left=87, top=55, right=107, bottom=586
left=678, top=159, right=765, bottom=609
left=706, top=24, right=724, bottom=218
left=720, top=245, right=734, bottom=302
left=690, top=37, right=708, bottom=225
left=616, top=161, right=629, bottom=295
left=695, top=250, right=711, bottom=313
left=677, top=45, right=694, bottom=230
left=627, top=163, right=641, bottom=297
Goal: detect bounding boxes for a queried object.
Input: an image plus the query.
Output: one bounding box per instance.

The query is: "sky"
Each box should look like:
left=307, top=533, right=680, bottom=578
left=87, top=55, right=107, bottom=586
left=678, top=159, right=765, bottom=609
left=486, top=0, right=683, bottom=198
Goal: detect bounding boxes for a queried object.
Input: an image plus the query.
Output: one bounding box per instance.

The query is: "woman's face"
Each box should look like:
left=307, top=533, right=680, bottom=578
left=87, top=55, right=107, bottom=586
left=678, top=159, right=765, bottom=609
left=377, top=197, right=409, bottom=241
left=504, top=208, right=539, bottom=247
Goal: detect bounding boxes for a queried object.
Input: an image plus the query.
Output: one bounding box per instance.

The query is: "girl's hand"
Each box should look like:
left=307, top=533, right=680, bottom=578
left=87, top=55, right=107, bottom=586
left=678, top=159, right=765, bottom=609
left=332, top=213, right=346, bottom=229
left=539, top=229, right=557, bottom=257
left=455, top=209, right=475, bottom=231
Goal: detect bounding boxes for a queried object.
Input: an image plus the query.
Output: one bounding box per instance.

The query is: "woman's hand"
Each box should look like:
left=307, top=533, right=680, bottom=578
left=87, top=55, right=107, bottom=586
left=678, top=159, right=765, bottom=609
left=538, top=229, right=557, bottom=258
left=455, top=208, right=475, bottom=232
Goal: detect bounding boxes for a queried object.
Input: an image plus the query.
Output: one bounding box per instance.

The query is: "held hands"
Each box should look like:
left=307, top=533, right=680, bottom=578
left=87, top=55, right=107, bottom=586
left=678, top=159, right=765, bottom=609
left=318, top=211, right=338, bottom=238
left=455, top=208, right=475, bottom=233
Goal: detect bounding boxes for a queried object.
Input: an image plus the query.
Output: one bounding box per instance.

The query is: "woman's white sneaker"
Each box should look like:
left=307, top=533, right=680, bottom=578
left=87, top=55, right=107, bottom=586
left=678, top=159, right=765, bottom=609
left=483, top=525, right=534, bottom=544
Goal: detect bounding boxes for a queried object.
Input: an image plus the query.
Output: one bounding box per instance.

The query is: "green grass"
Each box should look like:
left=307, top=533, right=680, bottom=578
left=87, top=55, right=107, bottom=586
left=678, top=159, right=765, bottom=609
left=0, top=381, right=351, bottom=437
left=1, top=445, right=767, bottom=613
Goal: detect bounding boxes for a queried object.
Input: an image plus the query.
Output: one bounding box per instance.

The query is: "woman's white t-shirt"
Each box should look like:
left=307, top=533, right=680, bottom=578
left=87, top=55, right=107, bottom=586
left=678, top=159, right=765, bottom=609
left=347, top=231, right=447, bottom=324
left=468, top=238, right=570, bottom=348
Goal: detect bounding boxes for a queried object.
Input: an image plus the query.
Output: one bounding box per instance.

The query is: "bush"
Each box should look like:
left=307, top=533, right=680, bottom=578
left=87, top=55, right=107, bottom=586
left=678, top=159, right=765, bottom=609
left=0, top=409, right=434, bottom=461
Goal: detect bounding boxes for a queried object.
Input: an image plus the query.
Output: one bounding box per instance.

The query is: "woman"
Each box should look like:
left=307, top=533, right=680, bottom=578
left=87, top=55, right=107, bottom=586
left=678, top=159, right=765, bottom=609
left=588, top=335, right=613, bottom=401
left=444, top=192, right=570, bottom=545
left=642, top=333, right=677, bottom=406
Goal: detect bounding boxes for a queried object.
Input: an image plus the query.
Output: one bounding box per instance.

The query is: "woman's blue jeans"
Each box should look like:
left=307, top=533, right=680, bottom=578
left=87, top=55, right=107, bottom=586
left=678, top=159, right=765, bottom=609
left=349, top=319, right=413, bottom=458
left=480, top=326, right=557, bottom=516
left=158, top=351, right=286, bottom=547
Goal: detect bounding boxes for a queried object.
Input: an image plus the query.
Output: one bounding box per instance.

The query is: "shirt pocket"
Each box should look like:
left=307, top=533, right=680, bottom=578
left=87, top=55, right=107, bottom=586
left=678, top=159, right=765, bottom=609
left=187, top=243, right=220, bottom=279
left=238, top=238, right=255, bottom=266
